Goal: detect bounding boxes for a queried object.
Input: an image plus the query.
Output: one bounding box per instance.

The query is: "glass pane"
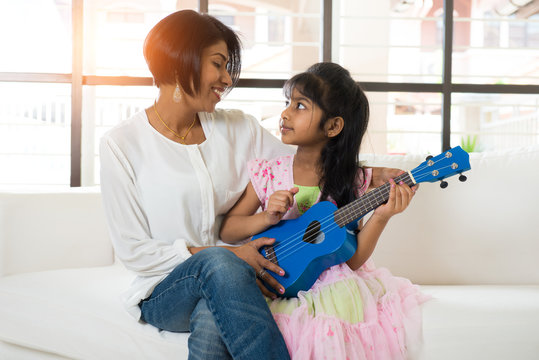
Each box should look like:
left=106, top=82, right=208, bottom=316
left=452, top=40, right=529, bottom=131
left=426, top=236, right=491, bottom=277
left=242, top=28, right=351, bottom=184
left=0, top=1, right=72, bottom=73
left=83, top=85, right=158, bottom=186
left=451, top=93, right=539, bottom=152
left=218, top=87, right=286, bottom=137
left=453, top=5, right=539, bottom=84
left=0, top=83, right=71, bottom=188
left=209, top=1, right=321, bottom=79
left=83, top=1, right=198, bottom=76
left=364, top=92, right=442, bottom=155
left=87, top=85, right=284, bottom=186
left=335, top=0, right=443, bottom=83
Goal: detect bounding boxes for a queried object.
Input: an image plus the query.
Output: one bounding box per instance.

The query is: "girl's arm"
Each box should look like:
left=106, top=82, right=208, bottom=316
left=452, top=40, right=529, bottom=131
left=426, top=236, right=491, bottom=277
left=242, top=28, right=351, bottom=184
left=219, top=182, right=297, bottom=243
left=346, top=179, right=416, bottom=270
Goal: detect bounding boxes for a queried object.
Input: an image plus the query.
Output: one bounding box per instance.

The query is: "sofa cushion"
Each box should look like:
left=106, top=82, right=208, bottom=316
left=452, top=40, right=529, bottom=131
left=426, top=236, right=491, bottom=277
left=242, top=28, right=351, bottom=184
left=0, top=264, right=188, bottom=359
left=419, top=285, right=539, bottom=360
left=0, top=189, right=114, bottom=276
left=361, top=145, right=539, bottom=285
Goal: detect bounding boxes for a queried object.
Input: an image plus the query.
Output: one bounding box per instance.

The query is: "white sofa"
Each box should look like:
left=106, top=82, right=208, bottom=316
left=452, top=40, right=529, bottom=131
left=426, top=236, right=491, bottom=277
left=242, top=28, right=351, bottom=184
left=1, top=145, right=538, bottom=360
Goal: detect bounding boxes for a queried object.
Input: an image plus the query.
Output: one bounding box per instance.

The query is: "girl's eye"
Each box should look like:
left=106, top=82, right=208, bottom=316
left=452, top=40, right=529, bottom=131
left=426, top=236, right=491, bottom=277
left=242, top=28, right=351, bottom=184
left=297, top=103, right=306, bottom=110
left=284, top=100, right=290, bottom=107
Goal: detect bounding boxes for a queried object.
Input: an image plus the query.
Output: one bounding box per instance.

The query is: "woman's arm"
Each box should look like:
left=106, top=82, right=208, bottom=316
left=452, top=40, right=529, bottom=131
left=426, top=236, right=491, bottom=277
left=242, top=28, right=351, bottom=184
left=100, top=136, right=192, bottom=276
left=346, top=179, right=415, bottom=270
left=369, top=167, right=403, bottom=189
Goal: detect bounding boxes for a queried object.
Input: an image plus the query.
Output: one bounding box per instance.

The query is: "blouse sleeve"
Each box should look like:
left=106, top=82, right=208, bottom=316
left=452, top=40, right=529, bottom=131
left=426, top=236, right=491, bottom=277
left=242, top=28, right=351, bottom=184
left=99, top=135, right=192, bottom=277
left=246, top=114, right=294, bottom=161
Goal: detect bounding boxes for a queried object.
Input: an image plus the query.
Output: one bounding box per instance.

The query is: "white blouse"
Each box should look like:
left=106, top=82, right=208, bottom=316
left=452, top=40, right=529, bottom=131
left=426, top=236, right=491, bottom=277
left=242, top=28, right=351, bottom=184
left=99, top=109, right=292, bottom=319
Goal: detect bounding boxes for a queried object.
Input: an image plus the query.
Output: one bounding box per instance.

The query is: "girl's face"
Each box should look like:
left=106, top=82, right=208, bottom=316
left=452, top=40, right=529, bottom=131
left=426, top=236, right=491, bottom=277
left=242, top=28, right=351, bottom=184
left=280, top=87, right=327, bottom=146
left=184, top=40, right=232, bottom=113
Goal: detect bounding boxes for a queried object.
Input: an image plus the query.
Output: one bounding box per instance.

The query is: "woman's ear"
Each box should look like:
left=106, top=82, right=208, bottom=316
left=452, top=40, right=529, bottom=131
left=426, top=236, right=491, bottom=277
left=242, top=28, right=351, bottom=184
left=325, top=117, right=344, bottom=138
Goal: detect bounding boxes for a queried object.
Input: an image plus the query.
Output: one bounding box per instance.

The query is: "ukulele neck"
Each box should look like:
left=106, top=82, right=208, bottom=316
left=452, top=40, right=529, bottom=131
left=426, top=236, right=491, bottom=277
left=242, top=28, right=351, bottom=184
left=334, top=172, right=415, bottom=227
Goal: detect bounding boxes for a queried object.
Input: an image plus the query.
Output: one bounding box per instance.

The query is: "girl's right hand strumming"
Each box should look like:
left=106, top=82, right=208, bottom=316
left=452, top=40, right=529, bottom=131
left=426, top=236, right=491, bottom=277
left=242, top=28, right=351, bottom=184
left=230, top=237, right=286, bottom=299
left=265, top=187, right=299, bottom=225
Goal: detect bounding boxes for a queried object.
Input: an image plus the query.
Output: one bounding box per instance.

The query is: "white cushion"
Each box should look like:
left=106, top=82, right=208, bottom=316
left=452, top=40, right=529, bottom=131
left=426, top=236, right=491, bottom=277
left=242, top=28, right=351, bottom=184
left=361, top=145, right=539, bottom=285
left=0, top=264, right=188, bottom=359
left=0, top=189, right=114, bottom=276
left=418, top=285, right=539, bottom=360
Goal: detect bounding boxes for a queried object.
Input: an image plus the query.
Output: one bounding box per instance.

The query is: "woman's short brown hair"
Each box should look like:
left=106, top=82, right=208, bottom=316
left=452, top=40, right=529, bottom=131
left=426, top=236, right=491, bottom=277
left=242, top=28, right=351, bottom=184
left=143, top=10, right=242, bottom=96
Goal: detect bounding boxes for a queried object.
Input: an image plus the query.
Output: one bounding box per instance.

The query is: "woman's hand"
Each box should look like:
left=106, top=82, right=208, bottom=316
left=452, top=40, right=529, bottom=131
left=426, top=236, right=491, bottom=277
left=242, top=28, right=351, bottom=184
left=229, top=237, right=285, bottom=299
left=370, top=167, right=403, bottom=188
left=373, top=178, right=416, bottom=222
left=264, top=187, right=298, bottom=226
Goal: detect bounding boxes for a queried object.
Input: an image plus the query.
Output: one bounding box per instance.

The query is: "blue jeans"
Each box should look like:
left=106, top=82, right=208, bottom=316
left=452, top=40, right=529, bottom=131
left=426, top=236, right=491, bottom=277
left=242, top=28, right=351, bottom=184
left=140, top=247, right=290, bottom=360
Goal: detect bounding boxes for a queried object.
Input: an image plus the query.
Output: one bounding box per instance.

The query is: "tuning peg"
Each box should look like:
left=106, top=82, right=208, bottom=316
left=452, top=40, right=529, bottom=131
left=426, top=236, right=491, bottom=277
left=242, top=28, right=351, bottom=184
left=459, top=174, right=467, bottom=182
left=440, top=180, right=448, bottom=189
left=426, top=155, right=433, bottom=160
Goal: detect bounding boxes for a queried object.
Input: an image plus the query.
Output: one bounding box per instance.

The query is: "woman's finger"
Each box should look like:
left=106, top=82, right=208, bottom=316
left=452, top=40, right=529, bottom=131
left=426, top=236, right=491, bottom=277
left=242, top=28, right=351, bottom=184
left=256, top=278, right=277, bottom=299
left=251, top=237, right=275, bottom=250
left=261, top=258, right=285, bottom=277
left=259, top=271, right=285, bottom=295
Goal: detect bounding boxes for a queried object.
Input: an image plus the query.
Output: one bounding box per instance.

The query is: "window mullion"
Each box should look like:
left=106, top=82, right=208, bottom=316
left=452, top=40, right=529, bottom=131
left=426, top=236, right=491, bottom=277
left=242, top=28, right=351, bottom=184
left=71, top=0, right=83, bottom=187
left=442, top=0, right=454, bottom=151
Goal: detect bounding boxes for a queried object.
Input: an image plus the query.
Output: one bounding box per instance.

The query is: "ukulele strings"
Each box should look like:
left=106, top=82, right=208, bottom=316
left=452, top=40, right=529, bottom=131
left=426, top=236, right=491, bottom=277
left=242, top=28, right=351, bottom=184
left=267, top=172, right=417, bottom=263
left=267, top=169, right=410, bottom=258
left=267, top=167, right=451, bottom=265
left=269, top=182, right=395, bottom=264
left=266, top=168, right=438, bottom=262
left=264, top=164, right=452, bottom=265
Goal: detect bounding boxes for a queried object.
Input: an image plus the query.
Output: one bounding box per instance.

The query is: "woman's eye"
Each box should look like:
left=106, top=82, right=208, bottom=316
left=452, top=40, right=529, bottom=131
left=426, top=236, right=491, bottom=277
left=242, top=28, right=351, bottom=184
left=213, top=62, right=222, bottom=68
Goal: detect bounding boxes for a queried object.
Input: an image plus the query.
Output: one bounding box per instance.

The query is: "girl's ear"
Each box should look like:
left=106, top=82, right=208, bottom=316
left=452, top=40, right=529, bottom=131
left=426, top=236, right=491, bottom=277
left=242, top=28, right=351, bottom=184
left=325, top=116, right=344, bottom=138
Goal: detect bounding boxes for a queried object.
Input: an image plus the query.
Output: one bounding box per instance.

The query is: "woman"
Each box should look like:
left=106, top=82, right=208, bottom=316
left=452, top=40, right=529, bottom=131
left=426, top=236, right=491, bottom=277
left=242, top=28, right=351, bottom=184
left=100, top=9, right=399, bottom=360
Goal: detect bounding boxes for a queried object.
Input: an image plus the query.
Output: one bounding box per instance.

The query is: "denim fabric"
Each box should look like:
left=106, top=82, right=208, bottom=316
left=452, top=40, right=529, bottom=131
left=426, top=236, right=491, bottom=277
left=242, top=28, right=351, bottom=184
left=140, top=247, right=290, bottom=360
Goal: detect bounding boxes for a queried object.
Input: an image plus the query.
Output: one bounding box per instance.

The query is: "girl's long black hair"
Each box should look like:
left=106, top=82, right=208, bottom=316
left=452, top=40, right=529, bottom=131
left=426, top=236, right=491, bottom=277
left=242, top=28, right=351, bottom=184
left=283, top=62, right=369, bottom=207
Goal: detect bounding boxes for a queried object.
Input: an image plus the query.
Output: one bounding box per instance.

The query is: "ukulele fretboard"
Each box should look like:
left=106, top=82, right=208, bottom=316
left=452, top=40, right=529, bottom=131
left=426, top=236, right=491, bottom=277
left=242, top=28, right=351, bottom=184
left=334, top=172, right=415, bottom=227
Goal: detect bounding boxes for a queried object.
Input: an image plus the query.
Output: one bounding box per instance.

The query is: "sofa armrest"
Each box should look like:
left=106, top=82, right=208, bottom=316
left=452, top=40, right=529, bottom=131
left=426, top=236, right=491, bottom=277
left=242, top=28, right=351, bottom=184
left=0, top=189, right=114, bottom=277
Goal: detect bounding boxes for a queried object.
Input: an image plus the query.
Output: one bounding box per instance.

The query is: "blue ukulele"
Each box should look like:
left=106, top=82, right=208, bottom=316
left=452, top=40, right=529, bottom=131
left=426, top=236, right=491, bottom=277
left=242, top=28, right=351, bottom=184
left=252, top=146, right=471, bottom=297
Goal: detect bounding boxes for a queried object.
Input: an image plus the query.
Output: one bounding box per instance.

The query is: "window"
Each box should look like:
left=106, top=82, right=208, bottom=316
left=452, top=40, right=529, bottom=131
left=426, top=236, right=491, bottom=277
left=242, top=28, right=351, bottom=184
left=0, top=0, right=538, bottom=188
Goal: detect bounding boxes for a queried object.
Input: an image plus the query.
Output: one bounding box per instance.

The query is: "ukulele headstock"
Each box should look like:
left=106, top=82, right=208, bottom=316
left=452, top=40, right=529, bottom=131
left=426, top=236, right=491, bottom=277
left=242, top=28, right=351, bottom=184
left=410, top=146, right=471, bottom=185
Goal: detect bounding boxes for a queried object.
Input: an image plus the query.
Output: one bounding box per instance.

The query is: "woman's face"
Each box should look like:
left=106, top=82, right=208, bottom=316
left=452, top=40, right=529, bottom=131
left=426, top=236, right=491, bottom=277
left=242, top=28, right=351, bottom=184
left=186, top=40, right=232, bottom=113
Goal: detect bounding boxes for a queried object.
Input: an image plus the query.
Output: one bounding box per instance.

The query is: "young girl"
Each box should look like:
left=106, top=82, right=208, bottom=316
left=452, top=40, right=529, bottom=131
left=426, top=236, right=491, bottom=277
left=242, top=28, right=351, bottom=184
left=220, top=62, right=426, bottom=359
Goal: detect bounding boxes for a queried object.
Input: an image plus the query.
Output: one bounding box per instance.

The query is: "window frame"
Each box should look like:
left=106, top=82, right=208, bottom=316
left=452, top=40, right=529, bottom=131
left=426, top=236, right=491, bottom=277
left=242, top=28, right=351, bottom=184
left=0, top=0, right=537, bottom=186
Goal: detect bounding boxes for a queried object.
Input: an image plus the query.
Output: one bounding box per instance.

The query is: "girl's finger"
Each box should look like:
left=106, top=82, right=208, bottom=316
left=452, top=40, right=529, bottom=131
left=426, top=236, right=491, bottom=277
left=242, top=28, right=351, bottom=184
left=387, top=179, right=396, bottom=207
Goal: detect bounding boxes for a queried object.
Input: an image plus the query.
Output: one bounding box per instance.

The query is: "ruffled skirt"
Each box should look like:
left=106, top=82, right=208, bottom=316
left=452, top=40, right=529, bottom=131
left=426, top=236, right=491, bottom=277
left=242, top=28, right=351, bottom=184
left=267, top=260, right=429, bottom=360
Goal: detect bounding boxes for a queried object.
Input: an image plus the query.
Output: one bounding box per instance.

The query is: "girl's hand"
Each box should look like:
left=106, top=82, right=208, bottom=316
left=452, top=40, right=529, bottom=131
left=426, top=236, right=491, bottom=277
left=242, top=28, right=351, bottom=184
left=265, top=187, right=299, bottom=226
left=373, top=178, right=416, bottom=222
left=229, top=237, right=286, bottom=299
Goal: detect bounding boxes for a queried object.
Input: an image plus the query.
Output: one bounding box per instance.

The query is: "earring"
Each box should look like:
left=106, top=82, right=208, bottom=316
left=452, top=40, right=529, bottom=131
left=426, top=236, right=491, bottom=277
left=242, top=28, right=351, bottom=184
left=173, top=83, right=182, bottom=103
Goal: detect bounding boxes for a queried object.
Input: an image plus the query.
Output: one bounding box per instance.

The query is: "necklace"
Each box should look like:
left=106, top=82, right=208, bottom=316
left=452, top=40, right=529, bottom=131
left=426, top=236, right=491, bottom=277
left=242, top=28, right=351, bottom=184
left=153, top=100, right=197, bottom=144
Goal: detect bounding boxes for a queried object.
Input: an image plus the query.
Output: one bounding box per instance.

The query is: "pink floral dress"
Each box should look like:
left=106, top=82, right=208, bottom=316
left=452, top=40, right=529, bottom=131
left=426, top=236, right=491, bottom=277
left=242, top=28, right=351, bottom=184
left=249, top=155, right=428, bottom=360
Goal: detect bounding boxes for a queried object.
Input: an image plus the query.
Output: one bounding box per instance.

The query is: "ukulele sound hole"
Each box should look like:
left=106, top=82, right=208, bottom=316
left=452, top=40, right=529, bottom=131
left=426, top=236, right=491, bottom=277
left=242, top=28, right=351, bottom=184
left=302, top=221, right=325, bottom=244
